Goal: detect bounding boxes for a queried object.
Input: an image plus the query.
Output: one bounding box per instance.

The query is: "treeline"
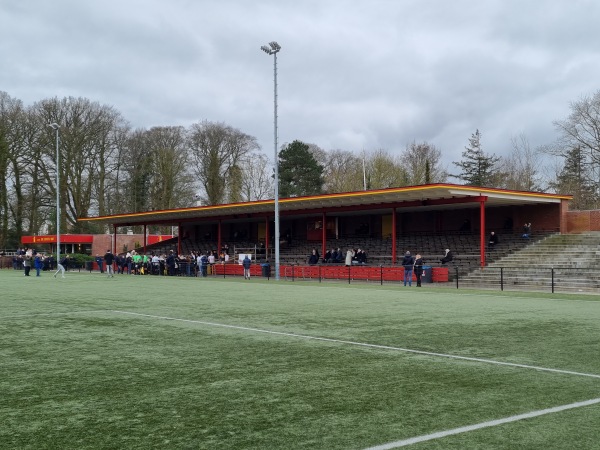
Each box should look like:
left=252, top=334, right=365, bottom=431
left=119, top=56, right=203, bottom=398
left=2, top=89, right=600, bottom=248
left=0, top=94, right=264, bottom=247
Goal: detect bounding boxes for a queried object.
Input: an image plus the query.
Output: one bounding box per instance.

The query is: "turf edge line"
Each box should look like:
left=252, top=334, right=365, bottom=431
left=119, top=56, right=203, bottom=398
left=108, top=310, right=600, bottom=380
left=363, top=397, right=600, bottom=449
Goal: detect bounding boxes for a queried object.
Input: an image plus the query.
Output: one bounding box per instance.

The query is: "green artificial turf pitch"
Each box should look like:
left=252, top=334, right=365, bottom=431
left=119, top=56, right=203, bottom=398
left=1, top=270, right=600, bottom=449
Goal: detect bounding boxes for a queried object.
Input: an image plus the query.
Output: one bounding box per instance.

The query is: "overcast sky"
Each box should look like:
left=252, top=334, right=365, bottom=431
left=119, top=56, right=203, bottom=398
left=2, top=0, right=599, bottom=171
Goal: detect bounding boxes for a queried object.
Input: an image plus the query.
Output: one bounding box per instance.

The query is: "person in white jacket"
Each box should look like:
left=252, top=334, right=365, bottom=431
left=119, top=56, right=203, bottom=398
left=345, top=249, right=355, bottom=266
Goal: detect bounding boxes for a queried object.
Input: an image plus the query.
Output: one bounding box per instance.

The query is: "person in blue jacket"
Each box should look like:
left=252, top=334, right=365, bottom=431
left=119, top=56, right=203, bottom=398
left=243, top=255, right=251, bottom=280
left=402, top=251, right=414, bottom=287
left=34, top=254, right=44, bottom=277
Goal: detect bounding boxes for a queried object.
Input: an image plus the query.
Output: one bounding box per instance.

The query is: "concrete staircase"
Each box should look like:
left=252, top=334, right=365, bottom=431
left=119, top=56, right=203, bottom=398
left=458, top=233, right=600, bottom=292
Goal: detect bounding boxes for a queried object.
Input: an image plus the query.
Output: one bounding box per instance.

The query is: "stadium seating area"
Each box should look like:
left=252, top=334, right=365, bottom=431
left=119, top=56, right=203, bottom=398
left=140, top=231, right=553, bottom=277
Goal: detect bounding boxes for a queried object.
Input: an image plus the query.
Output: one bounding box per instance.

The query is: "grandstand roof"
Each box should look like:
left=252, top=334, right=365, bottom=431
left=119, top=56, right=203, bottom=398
left=79, top=183, right=571, bottom=227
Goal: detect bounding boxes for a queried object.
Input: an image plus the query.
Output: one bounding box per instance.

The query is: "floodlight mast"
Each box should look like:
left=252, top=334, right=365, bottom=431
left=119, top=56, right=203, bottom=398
left=261, top=41, right=281, bottom=280
left=48, top=123, right=60, bottom=263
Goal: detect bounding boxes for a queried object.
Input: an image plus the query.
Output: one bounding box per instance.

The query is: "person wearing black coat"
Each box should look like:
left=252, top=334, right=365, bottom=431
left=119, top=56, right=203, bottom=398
left=104, top=250, right=115, bottom=277
left=166, top=250, right=176, bottom=276
left=488, top=231, right=499, bottom=250
left=440, top=249, right=453, bottom=264
left=308, top=248, right=319, bottom=265
left=414, top=254, right=424, bottom=287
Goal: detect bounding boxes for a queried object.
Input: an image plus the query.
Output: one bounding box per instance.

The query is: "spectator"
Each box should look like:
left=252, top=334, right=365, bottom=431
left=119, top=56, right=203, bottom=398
left=356, top=249, right=367, bottom=264
left=324, top=249, right=332, bottom=263
left=440, top=249, right=453, bottom=264
left=414, top=253, right=424, bottom=287
left=23, top=254, right=32, bottom=277
left=104, top=249, right=115, bottom=278
left=488, top=231, right=499, bottom=250
left=331, top=248, right=338, bottom=263
left=402, top=251, right=414, bottom=287
left=208, top=251, right=216, bottom=274
left=522, top=222, right=531, bottom=239
left=126, top=252, right=132, bottom=274
left=308, top=248, right=320, bottom=265
left=166, top=250, right=176, bottom=276
left=151, top=253, right=160, bottom=275
left=345, top=248, right=355, bottom=266
left=34, top=253, right=44, bottom=277
left=95, top=254, right=104, bottom=273
left=200, top=252, right=208, bottom=277
left=243, top=254, right=251, bottom=279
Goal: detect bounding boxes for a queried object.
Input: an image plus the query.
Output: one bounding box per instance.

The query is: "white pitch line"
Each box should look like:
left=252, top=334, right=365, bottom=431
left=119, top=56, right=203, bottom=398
left=109, top=310, right=600, bottom=380
left=363, top=397, right=600, bottom=449
left=0, top=309, right=111, bottom=320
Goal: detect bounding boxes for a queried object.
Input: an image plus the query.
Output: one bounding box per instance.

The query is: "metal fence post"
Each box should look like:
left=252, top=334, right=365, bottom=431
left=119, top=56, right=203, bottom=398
left=456, top=266, right=459, bottom=289
left=380, top=265, right=383, bottom=285
left=348, top=265, right=351, bottom=284
left=500, top=267, right=504, bottom=291
left=551, top=268, right=554, bottom=293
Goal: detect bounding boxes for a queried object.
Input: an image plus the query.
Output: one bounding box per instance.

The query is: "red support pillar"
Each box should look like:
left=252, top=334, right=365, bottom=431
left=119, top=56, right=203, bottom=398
left=321, top=212, right=327, bottom=259
left=392, top=207, right=397, bottom=265
left=480, top=199, right=486, bottom=267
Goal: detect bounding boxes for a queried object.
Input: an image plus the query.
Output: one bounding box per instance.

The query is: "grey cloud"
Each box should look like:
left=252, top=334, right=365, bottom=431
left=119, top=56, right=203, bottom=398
left=1, top=0, right=598, bottom=172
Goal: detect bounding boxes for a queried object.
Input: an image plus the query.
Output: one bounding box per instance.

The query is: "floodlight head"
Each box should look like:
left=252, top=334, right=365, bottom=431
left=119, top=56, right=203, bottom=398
left=261, top=45, right=272, bottom=55
left=48, top=123, right=59, bottom=130
left=269, top=41, right=281, bottom=52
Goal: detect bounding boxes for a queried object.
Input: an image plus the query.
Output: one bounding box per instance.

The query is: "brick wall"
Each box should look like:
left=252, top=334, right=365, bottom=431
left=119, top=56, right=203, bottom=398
left=566, top=210, right=600, bottom=233
left=91, top=234, right=148, bottom=256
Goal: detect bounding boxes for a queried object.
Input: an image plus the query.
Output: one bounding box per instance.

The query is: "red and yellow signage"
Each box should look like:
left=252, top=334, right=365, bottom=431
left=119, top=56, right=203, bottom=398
left=147, top=235, right=174, bottom=244
left=21, top=234, right=94, bottom=245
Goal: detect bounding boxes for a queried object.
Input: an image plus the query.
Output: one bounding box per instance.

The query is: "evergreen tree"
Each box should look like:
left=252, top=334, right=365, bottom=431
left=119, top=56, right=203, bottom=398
left=278, top=140, right=324, bottom=197
left=452, top=129, right=500, bottom=186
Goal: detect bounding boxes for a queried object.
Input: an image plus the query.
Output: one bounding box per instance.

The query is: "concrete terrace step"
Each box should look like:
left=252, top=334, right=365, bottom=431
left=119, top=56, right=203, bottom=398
left=460, top=232, right=600, bottom=289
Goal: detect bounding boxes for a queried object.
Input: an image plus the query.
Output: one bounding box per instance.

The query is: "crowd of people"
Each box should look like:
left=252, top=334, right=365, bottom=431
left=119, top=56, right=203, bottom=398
left=102, top=245, right=235, bottom=277
left=11, top=248, right=58, bottom=275
left=307, top=248, right=369, bottom=265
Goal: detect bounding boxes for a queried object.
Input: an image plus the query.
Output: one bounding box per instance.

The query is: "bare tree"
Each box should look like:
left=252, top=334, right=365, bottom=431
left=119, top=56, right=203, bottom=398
left=500, top=134, right=543, bottom=191
left=554, top=90, right=600, bottom=158
left=401, top=141, right=447, bottom=185
left=0, top=92, right=28, bottom=247
left=188, top=121, right=259, bottom=205
left=145, top=126, right=196, bottom=211
left=365, top=149, right=408, bottom=189
left=239, top=153, right=274, bottom=201
left=322, top=149, right=364, bottom=193
left=553, top=90, right=600, bottom=189
left=32, top=97, right=127, bottom=233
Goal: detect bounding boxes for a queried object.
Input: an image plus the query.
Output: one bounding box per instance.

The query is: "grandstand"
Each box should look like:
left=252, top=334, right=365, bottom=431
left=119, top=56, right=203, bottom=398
left=78, top=183, right=571, bottom=276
